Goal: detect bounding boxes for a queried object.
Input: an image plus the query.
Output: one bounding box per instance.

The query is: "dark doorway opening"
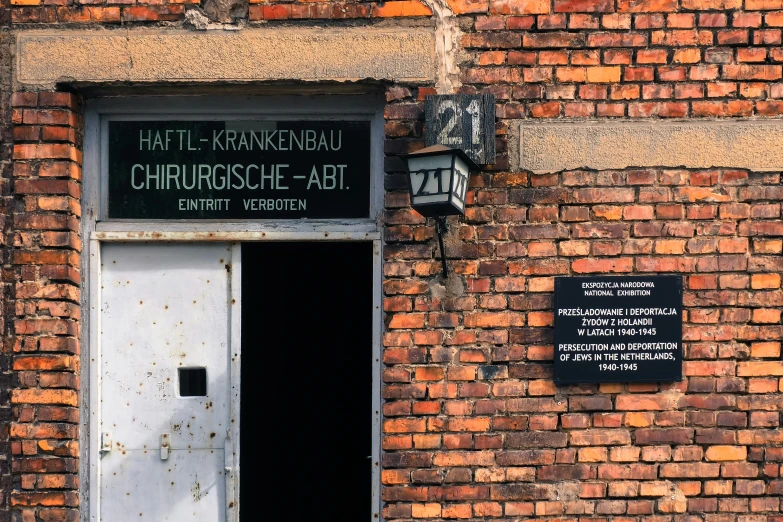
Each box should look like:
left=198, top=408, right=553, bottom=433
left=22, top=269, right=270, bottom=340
left=241, top=242, right=373, bottom=521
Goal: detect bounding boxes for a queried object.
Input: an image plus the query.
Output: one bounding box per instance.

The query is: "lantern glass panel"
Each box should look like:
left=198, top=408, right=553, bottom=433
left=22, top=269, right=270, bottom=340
left=407, top=154, right=453, bottom=207
left=449, top=155, right=471, bottom=213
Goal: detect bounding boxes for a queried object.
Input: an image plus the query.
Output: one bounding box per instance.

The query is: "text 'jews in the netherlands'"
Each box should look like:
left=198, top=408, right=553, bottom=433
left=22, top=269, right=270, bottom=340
left=108, top=121, right=371, bottom=219
left=554, top=276, right=683, bottom=384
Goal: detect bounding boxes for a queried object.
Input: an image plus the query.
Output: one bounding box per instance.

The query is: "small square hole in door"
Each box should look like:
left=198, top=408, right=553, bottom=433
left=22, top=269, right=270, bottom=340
left=179, top=368, right=207, bottom=397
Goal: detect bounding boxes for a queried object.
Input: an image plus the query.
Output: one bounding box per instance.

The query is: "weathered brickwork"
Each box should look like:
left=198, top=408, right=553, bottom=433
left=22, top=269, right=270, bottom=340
left=381, top=144, right=783, bottom=519
left=381, top=76, right=781, bottom=522
left=9, top=92, right=82, bottom=522
left=0, top=25, right=14, bottom=522
left=4, top=0, right=783, bottom=516
left=248, top=0, right=434, bottom=20
left=460, top=2, right=783, bottom=120
left=8, top=0, right=436, bottom=23
left=9, top=0, right=197, bottom=23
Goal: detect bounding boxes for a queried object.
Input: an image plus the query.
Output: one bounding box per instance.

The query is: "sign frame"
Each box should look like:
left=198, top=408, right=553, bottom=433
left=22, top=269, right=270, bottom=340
left=106, top=119, right=372, bottom=220
left=425, top=94, right=496, bottom=165
left=96, top=96, right=384, bottom=224
left=553, top=275, right=683, bottom=385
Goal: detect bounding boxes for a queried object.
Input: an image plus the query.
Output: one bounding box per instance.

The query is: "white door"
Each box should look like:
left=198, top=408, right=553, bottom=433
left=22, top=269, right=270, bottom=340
left=97, top=243, right=234, bottom=521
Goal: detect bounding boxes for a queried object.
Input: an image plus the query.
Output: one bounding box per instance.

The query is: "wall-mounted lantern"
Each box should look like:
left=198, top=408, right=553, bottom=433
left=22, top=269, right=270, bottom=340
left=403, top=144, right=479, bottom=277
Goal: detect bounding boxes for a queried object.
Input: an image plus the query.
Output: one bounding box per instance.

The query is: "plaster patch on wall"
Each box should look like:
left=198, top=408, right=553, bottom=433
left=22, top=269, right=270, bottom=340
left=16, top=28, right=436, bottom=87
left=421, top=0, right=460, bottom=93
left=201, top=0, right=247, bottom=24
left=517, top=119, right=783, bottom=173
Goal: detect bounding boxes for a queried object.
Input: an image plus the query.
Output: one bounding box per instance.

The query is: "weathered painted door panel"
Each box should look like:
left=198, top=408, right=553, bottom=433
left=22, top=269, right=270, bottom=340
left=100, top=452, right=226, bottom=520
left=99, top=243, right=232, bottom=522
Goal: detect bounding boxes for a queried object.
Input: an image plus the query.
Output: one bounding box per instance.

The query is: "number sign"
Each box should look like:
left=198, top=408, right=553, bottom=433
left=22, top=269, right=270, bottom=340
left=425, top=94, right=495, bottom=165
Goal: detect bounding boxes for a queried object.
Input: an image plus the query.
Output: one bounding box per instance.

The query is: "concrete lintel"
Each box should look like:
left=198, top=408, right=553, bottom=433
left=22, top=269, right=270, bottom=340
left=16, top=28, right=436, bottom=87
left=517, top=119, right=783, bottom=173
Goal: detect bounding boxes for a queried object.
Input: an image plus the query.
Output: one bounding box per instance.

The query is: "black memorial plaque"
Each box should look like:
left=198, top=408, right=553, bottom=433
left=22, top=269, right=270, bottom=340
left=554, top=276, right=683, bottom=384
left=108, top=120, right=371, bottom=219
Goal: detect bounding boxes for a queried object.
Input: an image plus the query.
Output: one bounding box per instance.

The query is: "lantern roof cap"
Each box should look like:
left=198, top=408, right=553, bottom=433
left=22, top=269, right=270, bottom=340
left=404, top=144, right=480, bottom=171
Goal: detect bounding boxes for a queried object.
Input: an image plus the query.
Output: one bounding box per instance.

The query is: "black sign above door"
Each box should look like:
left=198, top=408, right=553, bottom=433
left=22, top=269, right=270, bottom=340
left=107, top=120, right=371, bottom=219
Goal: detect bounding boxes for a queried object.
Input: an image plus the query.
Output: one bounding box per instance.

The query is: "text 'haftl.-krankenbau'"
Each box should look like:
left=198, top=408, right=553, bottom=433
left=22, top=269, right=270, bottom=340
left=128, top=128, right=350, bottom=212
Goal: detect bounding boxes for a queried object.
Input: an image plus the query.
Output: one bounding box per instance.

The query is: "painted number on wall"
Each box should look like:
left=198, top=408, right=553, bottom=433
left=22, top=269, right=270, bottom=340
left=425, top=94, right=496, bottom=165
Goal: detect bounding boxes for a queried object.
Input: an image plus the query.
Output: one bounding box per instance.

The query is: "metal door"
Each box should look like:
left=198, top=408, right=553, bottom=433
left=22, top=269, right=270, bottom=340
left=97, top=243, right=235, bottom=521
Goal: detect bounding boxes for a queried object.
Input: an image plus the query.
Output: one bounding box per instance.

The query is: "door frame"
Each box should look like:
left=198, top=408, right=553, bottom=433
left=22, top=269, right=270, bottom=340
left=82, top=96, right=385, bottom=522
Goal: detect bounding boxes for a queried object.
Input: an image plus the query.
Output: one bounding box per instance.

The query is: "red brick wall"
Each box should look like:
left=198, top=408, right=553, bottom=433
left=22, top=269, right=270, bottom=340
left=5, top=0, right=783, bottom=517
left=381, top=148, right=783, bottom=519
left=378, top=0, right=783, bottom=515
left=248, top=0, right=433, bottom=20
left=9, top=92, right=82, bottom=522
left=9, top=0, right=435, bottom=23
left=0, top=26, right=13, bottom=522
left=9, top=0, right=197, bottom=23
left=457, top=0, right=783, bottom=120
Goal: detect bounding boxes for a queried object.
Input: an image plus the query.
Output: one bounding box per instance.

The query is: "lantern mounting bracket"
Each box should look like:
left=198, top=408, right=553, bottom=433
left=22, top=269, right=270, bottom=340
left=402, top=144, right=480, bottom=280
left=434, top=216, right=449, bottom=277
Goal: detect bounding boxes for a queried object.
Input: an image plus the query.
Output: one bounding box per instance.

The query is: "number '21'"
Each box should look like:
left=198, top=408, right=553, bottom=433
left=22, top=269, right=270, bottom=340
left=437, top=99, right=481, bottom=147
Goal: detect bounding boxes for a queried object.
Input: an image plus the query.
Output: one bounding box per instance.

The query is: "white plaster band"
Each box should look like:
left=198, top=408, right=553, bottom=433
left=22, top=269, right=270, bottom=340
left=16, top=28, right=436, bottom=86
left=518, top=119, right=783, bottom=173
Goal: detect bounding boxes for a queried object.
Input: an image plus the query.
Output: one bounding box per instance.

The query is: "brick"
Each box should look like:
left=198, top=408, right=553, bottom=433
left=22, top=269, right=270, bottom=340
left=580, top=482, right=607, bottom=498
left=555, top=0, right=613, bottom=11
left=579, top=447, right=609, bottom=462
left=705, top=445, right=748, bottom=461
left=660, top=463, right=721, bottom=478
left=618, top=0, right=677, bottom=10
left=571, top=429, right=632, bottom=446
left=723, top=65, right=782, bottom=80
left=11, top=389, right=77, bottom=406
left=412, top=503, right=441, bottom=518
left=636, top=428, right=694, bottom=444
left=611, top=446, right=641, bottom=462
left=373, top=1, right=432, bottom=16
left=598, top=463, right=658, bottom=479
left=15, top=144, right=80, bottom=161
left=447, top=0, right=489, bottom=13
left=751, top=274, right=781, bottom=289
left=616, top=394, right=676, bottom=410
left=12, top=92, right=38, bottom=107
left=13, top=356, right=74, bottom=371
left=490, top=0, right=549, bottom=14
left=586, top=67, right=621, bottom=83
left=524, top=33, right=586, bottom=48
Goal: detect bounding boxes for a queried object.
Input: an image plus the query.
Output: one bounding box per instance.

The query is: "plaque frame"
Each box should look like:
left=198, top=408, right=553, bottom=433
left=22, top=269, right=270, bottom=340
left=553, top=275, right=684, bottom=385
